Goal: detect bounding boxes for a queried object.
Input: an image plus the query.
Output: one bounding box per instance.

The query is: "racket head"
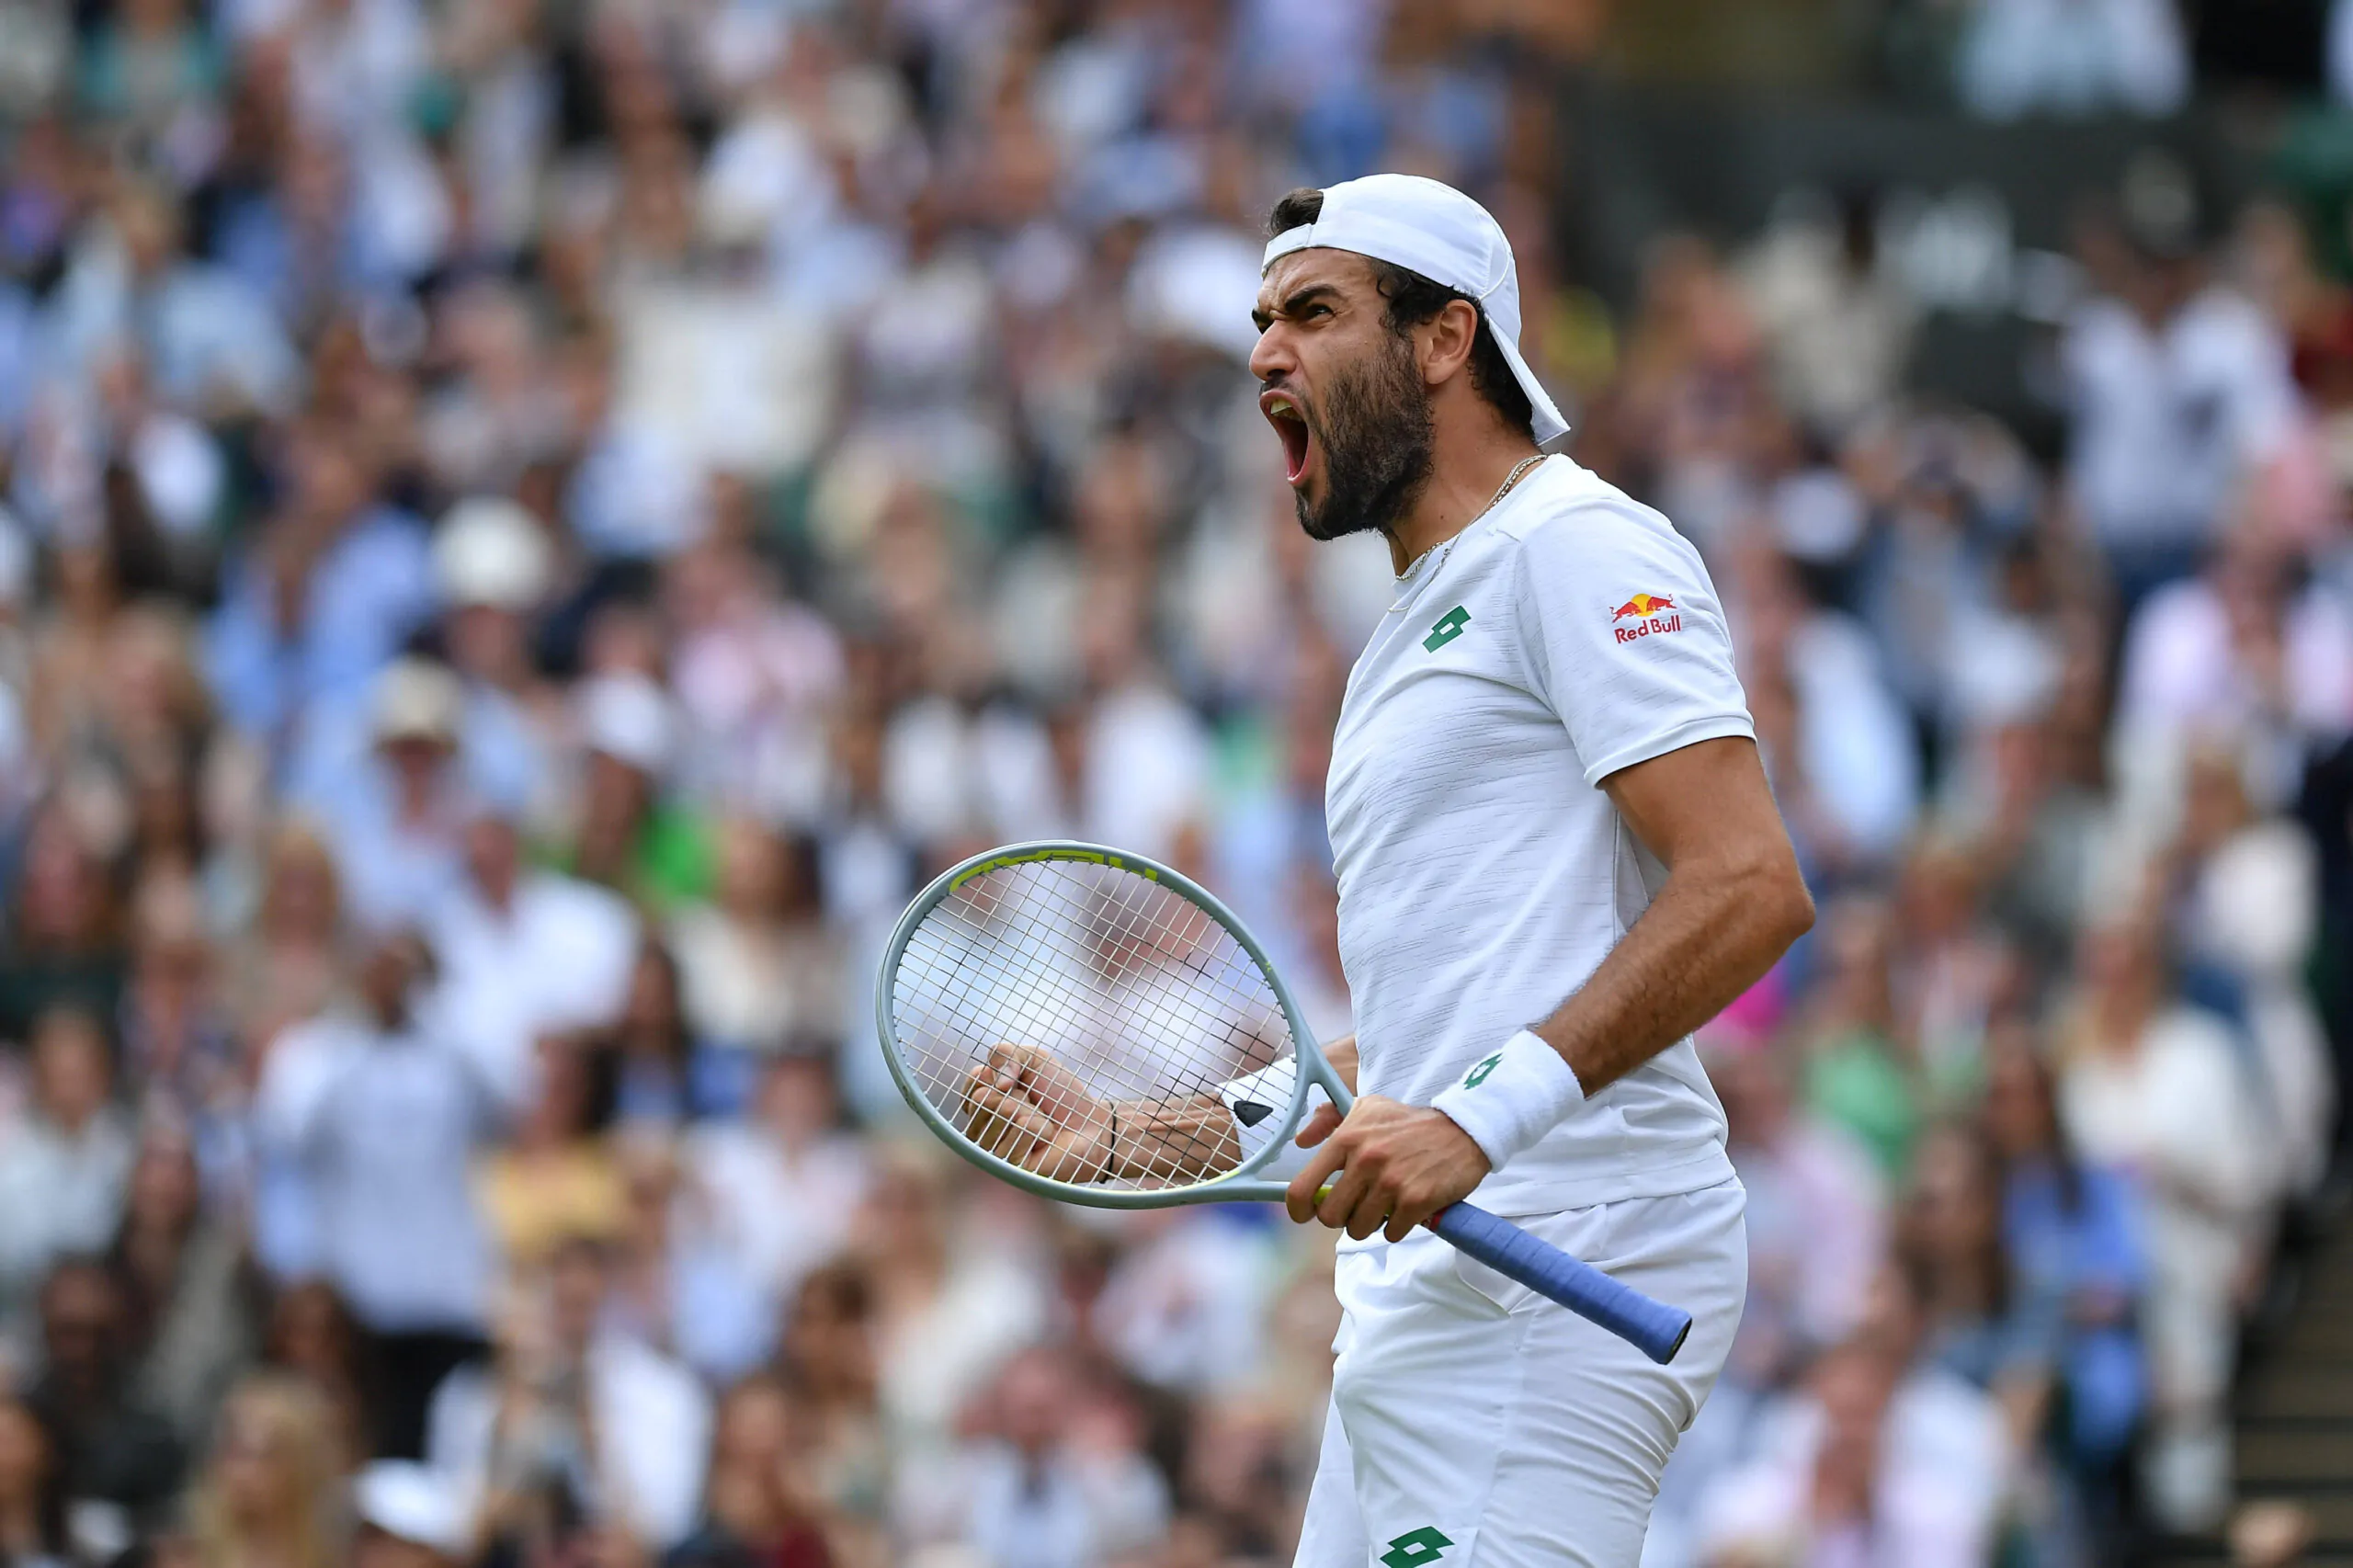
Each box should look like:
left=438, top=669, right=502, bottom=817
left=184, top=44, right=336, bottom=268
left=874, top=841, right=1329, bottom=1208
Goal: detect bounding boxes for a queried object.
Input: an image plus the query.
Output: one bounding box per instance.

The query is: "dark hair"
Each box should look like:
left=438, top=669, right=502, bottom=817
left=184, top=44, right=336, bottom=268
left=1267, top=187, right=1535, bottom=439
left=617, top=937, right=690, bottom=1068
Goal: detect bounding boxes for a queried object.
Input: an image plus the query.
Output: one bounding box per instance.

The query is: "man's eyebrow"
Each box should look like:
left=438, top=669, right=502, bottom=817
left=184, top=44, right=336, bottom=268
left=1252, top=283, right=1343, bottom=330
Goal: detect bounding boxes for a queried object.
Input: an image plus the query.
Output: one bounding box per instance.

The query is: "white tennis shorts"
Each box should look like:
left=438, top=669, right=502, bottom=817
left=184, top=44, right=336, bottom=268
left=1294, top=1177, right=1747, bottom=1568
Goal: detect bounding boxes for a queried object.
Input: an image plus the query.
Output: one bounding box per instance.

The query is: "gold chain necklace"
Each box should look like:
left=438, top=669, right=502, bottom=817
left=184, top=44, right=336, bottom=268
left=1485, top=452, right=1546, bottom=514
left=1400, top=452, right=1548, bottom=586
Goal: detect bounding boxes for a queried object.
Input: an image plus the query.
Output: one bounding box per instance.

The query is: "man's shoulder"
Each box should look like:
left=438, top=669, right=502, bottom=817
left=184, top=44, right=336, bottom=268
left=1473, top=460, right=1716, bottom=624
left=1488, top=459, right=1688, bottom=562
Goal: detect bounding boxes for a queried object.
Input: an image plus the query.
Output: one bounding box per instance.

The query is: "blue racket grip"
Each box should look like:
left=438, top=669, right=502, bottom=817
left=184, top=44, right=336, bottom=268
left=1428, top=1201, right=1693, bottom=1365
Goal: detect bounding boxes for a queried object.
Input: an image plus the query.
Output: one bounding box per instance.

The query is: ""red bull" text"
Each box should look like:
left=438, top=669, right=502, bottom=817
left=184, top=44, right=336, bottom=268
left=1611, top=592, right=1683, bottom=643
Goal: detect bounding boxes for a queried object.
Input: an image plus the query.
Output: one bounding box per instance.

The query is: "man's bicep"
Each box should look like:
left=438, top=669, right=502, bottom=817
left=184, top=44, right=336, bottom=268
left=1599, top=735, right=1791, bottom=870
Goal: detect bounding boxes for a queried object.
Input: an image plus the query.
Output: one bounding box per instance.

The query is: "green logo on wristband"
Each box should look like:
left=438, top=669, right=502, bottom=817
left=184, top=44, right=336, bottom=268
left=1463, top=1052, right=1503, bottom=1089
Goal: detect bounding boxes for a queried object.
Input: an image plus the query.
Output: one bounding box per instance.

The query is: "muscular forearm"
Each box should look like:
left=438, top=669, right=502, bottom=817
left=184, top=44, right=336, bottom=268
left=1532, top=855, right=1809, bottom=1094
left=1106, top=1037, right=1355, bottom=1184
left=1104, top=1094, right=1242, bottom=1183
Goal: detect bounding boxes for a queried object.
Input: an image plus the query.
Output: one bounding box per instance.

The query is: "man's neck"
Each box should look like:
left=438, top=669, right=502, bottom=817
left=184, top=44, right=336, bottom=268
left=1381, top=422, right=1545, bottom=575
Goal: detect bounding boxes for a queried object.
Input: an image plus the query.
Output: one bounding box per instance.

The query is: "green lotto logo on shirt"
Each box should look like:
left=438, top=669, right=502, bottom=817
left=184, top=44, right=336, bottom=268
left=1423, top=605, right=1471, bottom=652
left=1381, top=1528, right=1454, bottom=1567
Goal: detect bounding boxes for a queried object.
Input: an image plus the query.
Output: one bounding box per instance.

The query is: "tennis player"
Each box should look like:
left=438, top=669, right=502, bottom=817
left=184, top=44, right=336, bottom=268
left=968, top=174, right=1813, bottom=1567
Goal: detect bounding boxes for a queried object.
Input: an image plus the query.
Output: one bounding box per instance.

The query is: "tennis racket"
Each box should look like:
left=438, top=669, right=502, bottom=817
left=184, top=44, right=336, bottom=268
left=873, top=839, right=1693, bottom=1365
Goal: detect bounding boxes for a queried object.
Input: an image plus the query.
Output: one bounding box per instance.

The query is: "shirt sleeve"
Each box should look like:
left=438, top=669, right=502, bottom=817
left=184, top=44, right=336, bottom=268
left=1510, top=498, right=1755, bottom=787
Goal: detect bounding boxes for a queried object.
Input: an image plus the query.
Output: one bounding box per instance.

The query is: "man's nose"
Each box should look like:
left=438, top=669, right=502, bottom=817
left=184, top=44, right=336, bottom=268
left=1248, top=321, right=1294, bottom=386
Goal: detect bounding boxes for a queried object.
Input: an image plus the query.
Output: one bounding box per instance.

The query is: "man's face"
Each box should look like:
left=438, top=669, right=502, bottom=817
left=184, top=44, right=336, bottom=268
left=40, top=1266, right=119, bottom=1386
left=548, top=1243, right=607, bottom=1355
left=463, top=815, right=522, bottom=903
left=1249, top=250, right=1436, bottom=543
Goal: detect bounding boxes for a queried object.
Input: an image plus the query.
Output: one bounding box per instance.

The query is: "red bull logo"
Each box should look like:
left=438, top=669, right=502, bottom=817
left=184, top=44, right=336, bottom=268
left=1611, top=592, right=1683, bottom=643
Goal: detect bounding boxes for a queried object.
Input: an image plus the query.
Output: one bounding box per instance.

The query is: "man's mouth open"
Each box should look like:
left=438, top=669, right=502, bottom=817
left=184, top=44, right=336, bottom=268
left=1262, top=390, right=1313, bottom=486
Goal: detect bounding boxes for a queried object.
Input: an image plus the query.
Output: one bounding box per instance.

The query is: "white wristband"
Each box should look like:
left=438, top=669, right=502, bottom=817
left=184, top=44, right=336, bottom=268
left=1431, top=1029, right=1586, bottom=1171
left=1217, top=1058, right=1328, bottom=1179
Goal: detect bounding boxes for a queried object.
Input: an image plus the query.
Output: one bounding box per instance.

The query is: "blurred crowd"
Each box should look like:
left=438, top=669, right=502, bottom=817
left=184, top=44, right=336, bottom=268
left=0, top=2, right=2347, bottom=1568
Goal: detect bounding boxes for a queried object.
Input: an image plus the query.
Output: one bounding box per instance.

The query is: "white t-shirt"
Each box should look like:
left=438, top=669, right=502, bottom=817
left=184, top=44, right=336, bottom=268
left=2062, top=287, right=2297, bottom=551
left=1326, top=456, right=1748, bottom=1215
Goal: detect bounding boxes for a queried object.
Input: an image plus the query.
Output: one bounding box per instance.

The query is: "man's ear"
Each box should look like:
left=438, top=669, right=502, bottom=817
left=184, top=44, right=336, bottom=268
left=1420, top=298, right=1481, bottom=390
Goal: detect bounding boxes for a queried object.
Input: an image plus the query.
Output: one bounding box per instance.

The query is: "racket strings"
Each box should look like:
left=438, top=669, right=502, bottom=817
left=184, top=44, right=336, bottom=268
left=891, top=858, right=1296, bottom=1192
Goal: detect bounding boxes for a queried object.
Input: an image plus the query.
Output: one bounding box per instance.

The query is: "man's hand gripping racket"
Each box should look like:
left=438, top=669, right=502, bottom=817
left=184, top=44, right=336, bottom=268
left=875, top=841, right=1693, bottom=1364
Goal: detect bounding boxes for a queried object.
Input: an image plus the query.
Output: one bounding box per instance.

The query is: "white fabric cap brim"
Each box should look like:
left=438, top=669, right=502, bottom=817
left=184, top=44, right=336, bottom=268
left=1485, top=313, right=1570, bottom=448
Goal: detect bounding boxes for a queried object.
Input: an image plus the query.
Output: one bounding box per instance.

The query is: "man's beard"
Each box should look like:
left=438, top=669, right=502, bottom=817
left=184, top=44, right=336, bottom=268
left=1294, top=335, right=1436, bottom=543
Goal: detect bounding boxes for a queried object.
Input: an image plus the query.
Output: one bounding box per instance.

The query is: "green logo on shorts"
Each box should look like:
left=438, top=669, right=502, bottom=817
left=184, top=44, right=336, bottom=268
left=1423, top=605, right=1471, bottom=652
left=1381, top=1528, right=1454, bottom=1567
left=1463, top=1052, right=1503, bottom=1089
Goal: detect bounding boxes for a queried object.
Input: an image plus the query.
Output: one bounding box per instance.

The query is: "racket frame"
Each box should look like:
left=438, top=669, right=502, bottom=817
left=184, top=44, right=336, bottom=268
left=874, top=838, right=1351, bottom=1209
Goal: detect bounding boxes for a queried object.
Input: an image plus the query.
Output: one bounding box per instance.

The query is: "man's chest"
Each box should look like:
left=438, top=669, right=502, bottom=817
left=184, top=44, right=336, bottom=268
left=332, top=1053, right=472, bottom=1159
left=1325, top=584, right=1575, bottom=872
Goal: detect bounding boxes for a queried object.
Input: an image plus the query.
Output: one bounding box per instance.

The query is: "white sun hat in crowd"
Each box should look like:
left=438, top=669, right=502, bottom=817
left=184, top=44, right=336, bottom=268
left=435, top=496, right=554, bottom=611
left=354, top=1461, right=468, bottom=1559
left=1260, top=173, right=1569, bottom=447
left=372, top=658, right=465, bottom=746
left=577, top=671, right=675, bottom=777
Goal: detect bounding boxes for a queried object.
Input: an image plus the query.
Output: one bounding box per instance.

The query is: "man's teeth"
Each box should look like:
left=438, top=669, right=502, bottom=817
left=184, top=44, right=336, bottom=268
left=1269, top=397, right=1296, bottom=417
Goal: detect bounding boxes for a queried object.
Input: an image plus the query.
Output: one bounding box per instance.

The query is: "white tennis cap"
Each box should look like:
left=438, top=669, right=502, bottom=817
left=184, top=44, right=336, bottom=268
left=1262, top=174, right=1568, bottom=447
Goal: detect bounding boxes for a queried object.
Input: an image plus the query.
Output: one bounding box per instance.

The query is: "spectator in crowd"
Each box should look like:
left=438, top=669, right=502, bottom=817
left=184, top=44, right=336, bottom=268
left=665, top=1375, right=833, bottom=1568
left=24, top=1260, right=183, bottom=1530
left=473, top=1035, right=624, bottom=1272
left=0, top=1009, right=137, bottom=1352
left=568, top=673, right=705, bottom=909
left=2162, top=742, right=2338, bottom=1196
left=901, top=1346, right=1167, bottom=1568
left=1695, top=1335, right=1991, bottom=1568
left=1710, top=1038, right=1887, bottom=1375
left=601, top=939, right=706, bottom=1127
left=2054, top=904, right=2273, bottom=1528
left=426, top=805, right=638, bottom=1108
left=0, top=811, right=127, bottom=1043
left=851, top=1150, right=1050, bottom=1469
left=0, top=1394, right=78, bottom=1568
left=687, top=1045, right=875, bottom=1309
left=1792, top=897, right=1922, bottom=1180
left=1984, top=1029, right=2145, bottom=1557
left=772, top=1263, right=889, bottom=1552
left=256, top=1283, right=370, bottom=1480
left=221, top=822, right=348, bottom=1061
left=184, top=1373, right=345, bottom=1568
left=301, top=660, right=473, bottom=934
left=108, top=1126, right=256, bottom=1448
left=1897, top=1122, right=2056, bottom=1449
left=604, top=1138, right=774, bottom=1386
left=2062, top=152, right=2303, bottom=616
left=1958, top=0, right=2190, bottom=119
left=205, top=423, right=435, bottom=753
left=116, top=879, right=240, bottom=1194
left=254, top=930, right=501, bottom=1460
left=668, top=821, right=837, bottom=1065
left=427, top=496, right=562, bottom=825
left=426, top=1235, right=710, bottom=1555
